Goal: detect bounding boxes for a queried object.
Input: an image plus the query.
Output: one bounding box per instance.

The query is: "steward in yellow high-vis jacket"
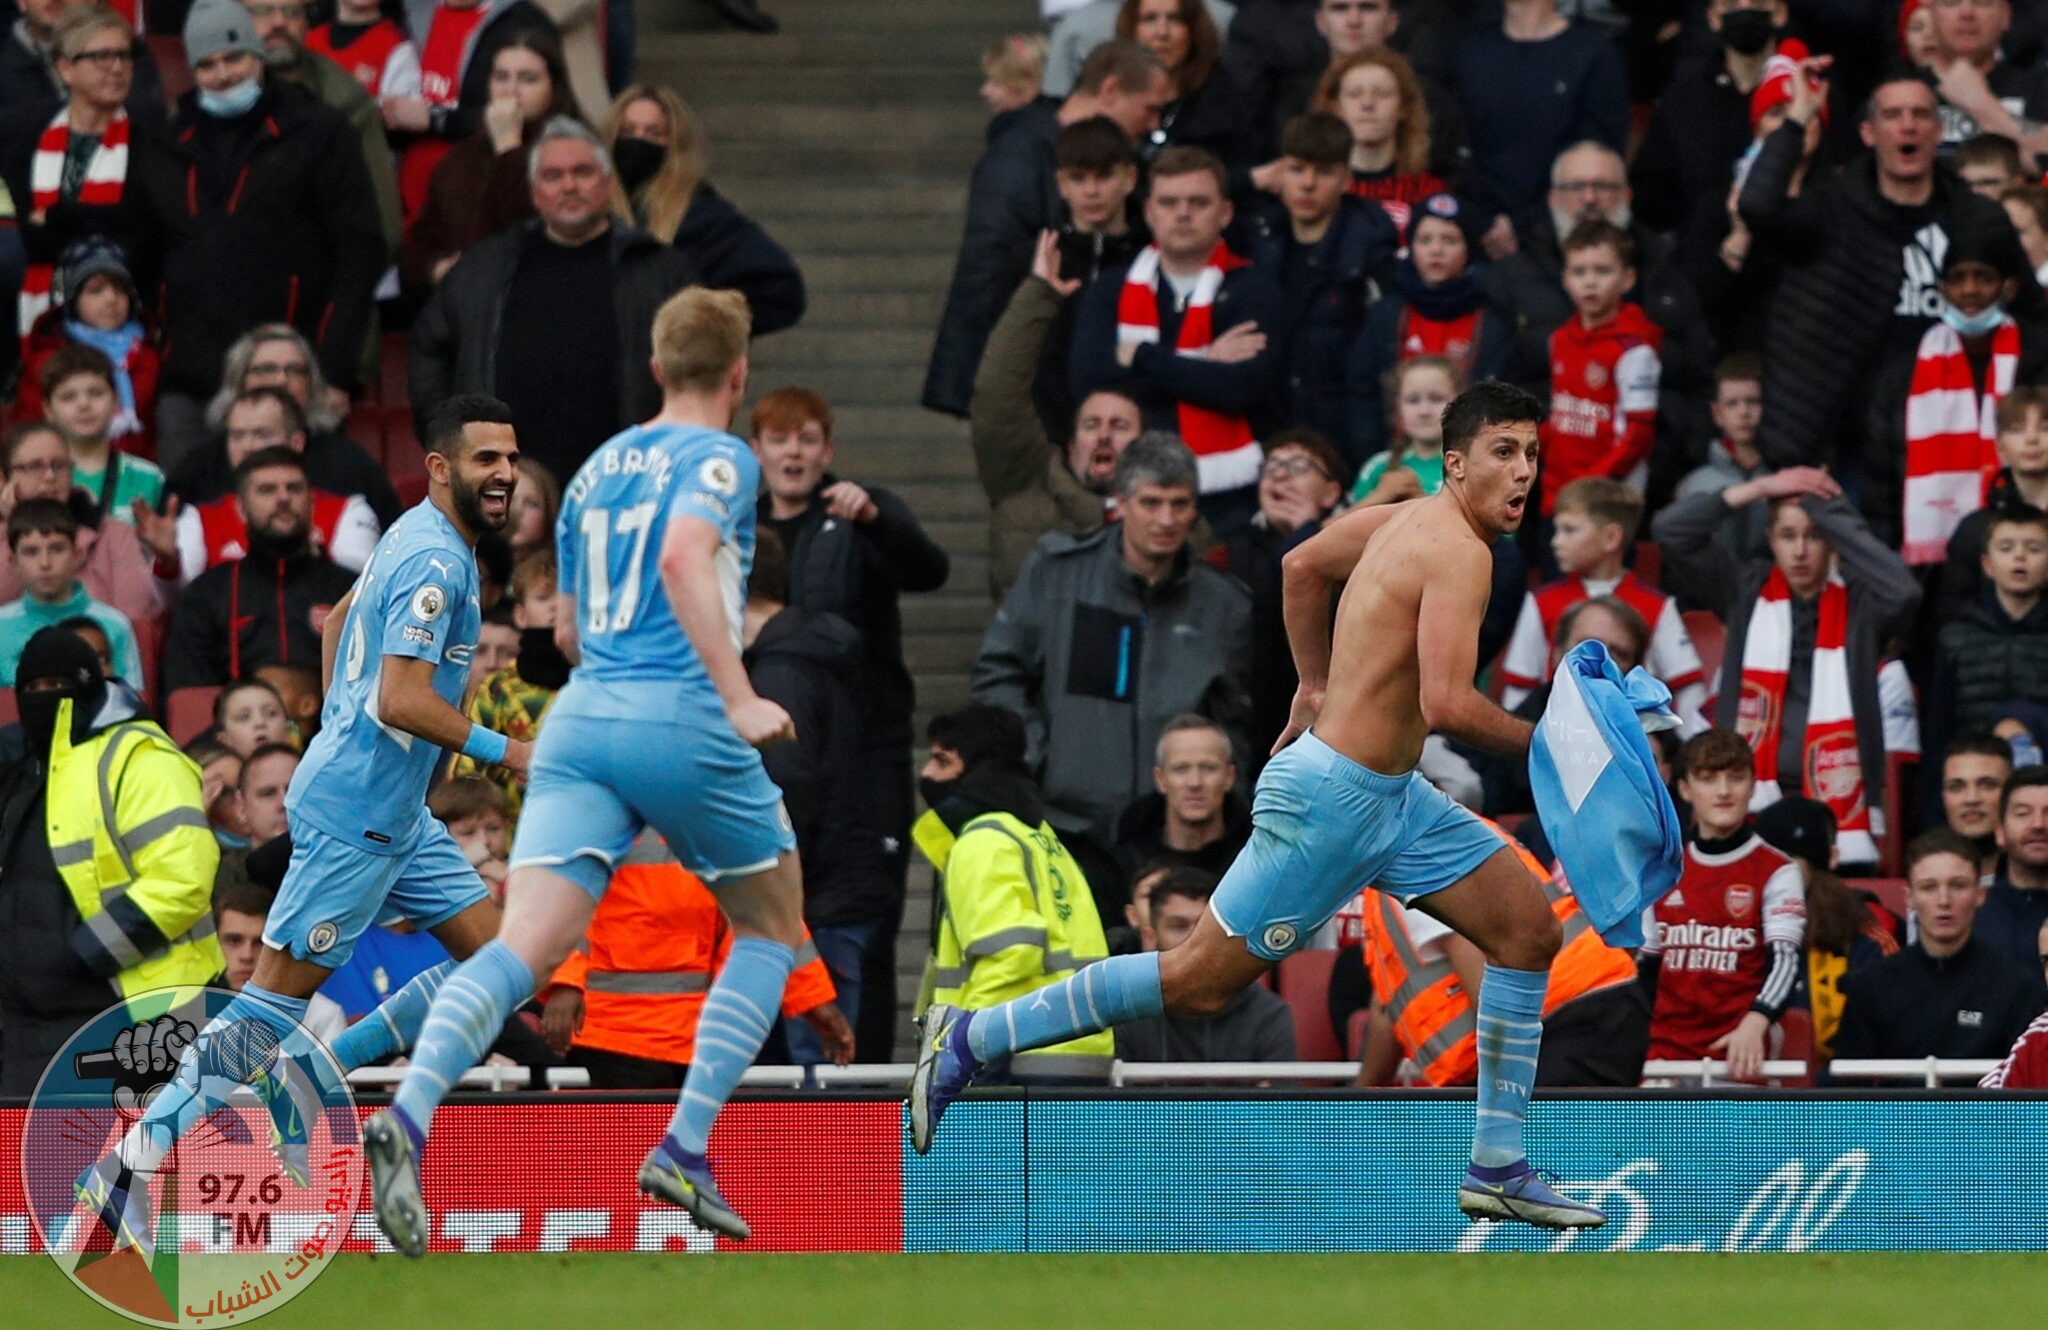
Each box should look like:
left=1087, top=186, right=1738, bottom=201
left=0, top=629, right=220, bottom=1093
left=913, top=706, right=1111, bottom=1082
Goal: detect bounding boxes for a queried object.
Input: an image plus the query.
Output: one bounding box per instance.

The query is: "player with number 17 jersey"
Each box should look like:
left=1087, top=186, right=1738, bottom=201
left=510, top=422, right=796, bottom=891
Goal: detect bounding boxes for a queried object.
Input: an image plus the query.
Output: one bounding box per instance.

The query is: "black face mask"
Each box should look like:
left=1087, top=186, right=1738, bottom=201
left=612, top=137, right=664, bottom=193
left=919, top=776, right=959, bottom=812
left=516, top=626, right=571, bottom=689
left=19, top=684, right=98, bottom=756
left=1719, top=10, right=1776, bottom=56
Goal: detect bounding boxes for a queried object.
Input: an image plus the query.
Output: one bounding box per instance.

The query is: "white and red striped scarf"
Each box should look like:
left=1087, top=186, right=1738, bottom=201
left=1736, top=568, right=1876, bottom=864
left=1901, top=316, right=2018, bottom=565
left=16, top=108, right=130, bottom=339
left=1115, top=242, right=1262, bottom=493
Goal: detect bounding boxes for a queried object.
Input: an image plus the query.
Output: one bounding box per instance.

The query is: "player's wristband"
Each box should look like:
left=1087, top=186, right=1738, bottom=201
left=460, top=725, right=509, bottom=765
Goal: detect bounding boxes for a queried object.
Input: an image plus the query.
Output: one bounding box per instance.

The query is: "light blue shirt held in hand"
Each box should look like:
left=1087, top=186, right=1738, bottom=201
left=1529, top=640, right=1684, bottom=948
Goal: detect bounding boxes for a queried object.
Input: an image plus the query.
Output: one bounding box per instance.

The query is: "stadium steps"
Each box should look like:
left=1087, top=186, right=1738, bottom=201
left=638, top=0, right=1032, bottom=1057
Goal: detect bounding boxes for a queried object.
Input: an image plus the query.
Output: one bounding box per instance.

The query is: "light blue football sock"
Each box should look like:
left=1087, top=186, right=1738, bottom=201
left=665, top=937, right=794, bottom=1157
left=964, top=952, right=1163, bottom=1062
left=118, top=983, right=310, bottom=1174
left=393, top=942, right=534, bottom=1139
left=329, top=961, right=453, bottom=1071
left=1471, top=964, right=1548, bottom=1169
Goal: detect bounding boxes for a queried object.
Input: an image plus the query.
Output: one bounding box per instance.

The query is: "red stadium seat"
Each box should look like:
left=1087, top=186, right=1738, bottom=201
left=0, top=687, right=15, bottom=728
left=1880, top=752, right=1917, bottom=876
left=129, top=612, right=162, bottom=710
left=1682, top=610, right=1724, bottom=687
left=379, top=333, right=410, bottom=409
left=1274, top=949, right=1343, bottom=1062
left=1776, top=1008, right=1816, bottom=1086
left=1631, top=540, right=1661, bottom=587
left=345, top=403, right=387, bottom=465
left=385, top=416, right=429, bottom=507
left=165, top=686, right=221, bottom=745
left=1852, top=877, right=1910, bottom=922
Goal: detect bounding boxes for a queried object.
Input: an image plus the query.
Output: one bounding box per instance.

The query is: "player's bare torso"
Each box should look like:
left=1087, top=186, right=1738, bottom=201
left=1312, top=495, right=1494, bottom=777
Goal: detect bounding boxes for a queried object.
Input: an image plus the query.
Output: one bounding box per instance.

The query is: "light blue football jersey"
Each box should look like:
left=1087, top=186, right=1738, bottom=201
left=555, top=422, right=758, bottom=697
left=287, top=500, right=481, bottom=852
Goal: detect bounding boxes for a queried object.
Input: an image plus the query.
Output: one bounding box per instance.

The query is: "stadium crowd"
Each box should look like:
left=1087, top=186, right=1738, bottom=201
left=4, top=0, right=2048, bottom=1096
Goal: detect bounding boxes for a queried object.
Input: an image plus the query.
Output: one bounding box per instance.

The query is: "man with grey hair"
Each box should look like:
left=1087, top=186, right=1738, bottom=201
left=408, top=116, right=695, bottom=481
left=169, top=325, right=402, bottom=525
left=972, top=429, right=1253, bottom=843
left=1485, top=140, right=1714, bottom=468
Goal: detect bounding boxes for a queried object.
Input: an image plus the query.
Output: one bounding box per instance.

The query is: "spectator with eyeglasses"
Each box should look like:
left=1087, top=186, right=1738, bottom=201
left=0, top=6, right=165, bottom=356
left=166, top=325, right=400, bottom=526
left=1213, top=429, right=1340, bottom=765
left=0, top=421, right=169, bottom=628
left=0, top=0, right=165, bottom=125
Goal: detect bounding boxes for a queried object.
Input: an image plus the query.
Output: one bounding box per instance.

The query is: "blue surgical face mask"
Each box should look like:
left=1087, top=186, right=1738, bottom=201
left=2011, top=732, right=2044, bottom=769
left=1941, top=299, right=2007, bottom=337
left=197, top=76, right=262, bottom=119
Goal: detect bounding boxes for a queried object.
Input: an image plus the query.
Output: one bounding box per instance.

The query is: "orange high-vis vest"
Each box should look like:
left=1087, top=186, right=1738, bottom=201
left=1358, top=822, right=1636, bottom=1087
left=542, top=834, right=835, bottom=1066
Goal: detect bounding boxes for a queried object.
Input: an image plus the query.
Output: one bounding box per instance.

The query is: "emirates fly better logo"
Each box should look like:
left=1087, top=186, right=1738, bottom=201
left=20, top=986, right=362, bottom=1325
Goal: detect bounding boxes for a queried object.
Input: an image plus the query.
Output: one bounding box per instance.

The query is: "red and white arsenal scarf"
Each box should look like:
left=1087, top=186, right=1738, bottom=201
left=1736, top=568, right=1876, bottom=863
left=1116, top=243, right=1262, bottom=493
left=16, top=108, right=129, bottom=338
left=1902, top=316, right=2018, bottom=565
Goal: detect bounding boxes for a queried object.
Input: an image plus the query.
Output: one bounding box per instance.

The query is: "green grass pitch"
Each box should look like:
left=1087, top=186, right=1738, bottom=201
left=4, top=1252, right=2047, bottom=1329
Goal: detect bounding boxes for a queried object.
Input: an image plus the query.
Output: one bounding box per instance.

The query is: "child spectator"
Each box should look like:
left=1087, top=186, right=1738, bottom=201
left=1034, top=117, right=1146, bottom=437
left=1350, top=356, right=1460, bottom=506
left=0, top=499, right=141, bottom=688
left=506, top=455, right=560, bottom=566
left=2002, top=183, right=2048, bottom=296
left=979, top=33, right=1047, bottom=119
left=307, top=0, right=423, bottom=98
left=1538, top=220, right=1661, bottom=520
left=1653, top=470, right=1922, bottom=869
left=428, top=775, right=511, bottom=900
left=1751, top=796, right=1902, bottom=1062
left=254, top=661, right=323, bottom=744
left=1927, top=506, right=2048, bottom=763
left=0, top=423, right=170, bottom=630
left=187, top=737, right=249, bottom=847
left=213, top=677, right=292, bottom=758
left=237, top=741, right=299, bottom=846
left=1640, top=730, right=1807, bottom=1082
left=56, top=614, right=114, bottom=679
left=1244, top=112, right=1396, bottom=467
left=1956, top=133, right=2024, bottom=202
left=1940, top=387, right=2048, bottom=623
left=468, top=601, right=520, bottom=703
left=456, top=549, right=562, bottom=817
left=1500, top=477, right=1706, bottom=728
left=40, top=344, right=164, bottom=527
left=1347, top=193, right=1507, bottom=464
left=1311, top=48, right=1446, bottom=235
left=1675, top=354, right=1765, bottom=499
left=13, top=240, right=158, bottom=461
left=1899, top=224, right=2047, bottom=566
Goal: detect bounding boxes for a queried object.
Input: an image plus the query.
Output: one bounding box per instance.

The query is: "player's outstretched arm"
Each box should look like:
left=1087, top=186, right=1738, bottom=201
left=380, top=655, right=533, bottom=776
left=553, top=592, right=581, bottom=666
left=657, top=513, right=794, bottom=748
left=1416, top=542, right=1534, bottom=758
left=1276, top=499, right=1418, bottom=751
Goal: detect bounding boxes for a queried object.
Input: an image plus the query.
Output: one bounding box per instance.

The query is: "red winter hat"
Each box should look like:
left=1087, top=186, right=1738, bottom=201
left=1750, top=39, right=1829, bottom=131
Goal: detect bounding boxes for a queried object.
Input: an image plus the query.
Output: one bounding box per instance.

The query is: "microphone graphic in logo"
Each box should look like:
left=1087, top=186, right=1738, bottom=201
left=71, top=1014, right=279, bottom=1113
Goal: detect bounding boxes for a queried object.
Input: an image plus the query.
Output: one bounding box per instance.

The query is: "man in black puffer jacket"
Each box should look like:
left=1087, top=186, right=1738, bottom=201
left=1740, top=70, right=2029, bottom=501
